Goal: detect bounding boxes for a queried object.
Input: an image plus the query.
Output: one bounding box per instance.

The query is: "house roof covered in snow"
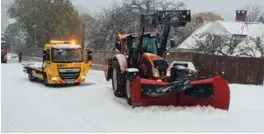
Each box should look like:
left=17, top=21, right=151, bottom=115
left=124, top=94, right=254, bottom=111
left=175, top=21, right=264, bottom=50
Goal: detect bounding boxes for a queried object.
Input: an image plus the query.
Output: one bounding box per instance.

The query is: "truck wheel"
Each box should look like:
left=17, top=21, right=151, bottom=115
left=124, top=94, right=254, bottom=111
left=43, top=74, right=50, bottom=87
left=112, top=61, right=125, bottom=97
left=28, top=70, right=36, bottom=81
left=125, top=79, right=132, bottom=105
left=74, top=83, right=81, bottom=86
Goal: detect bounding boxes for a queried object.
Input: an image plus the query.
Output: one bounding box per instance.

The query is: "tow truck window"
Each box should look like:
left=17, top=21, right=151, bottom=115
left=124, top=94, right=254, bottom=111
left=52, top=48, right=82, bottom=63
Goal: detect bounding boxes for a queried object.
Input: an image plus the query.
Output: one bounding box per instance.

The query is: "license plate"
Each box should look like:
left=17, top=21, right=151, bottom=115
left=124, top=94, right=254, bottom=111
left=64, top=79, right=75, bottom=84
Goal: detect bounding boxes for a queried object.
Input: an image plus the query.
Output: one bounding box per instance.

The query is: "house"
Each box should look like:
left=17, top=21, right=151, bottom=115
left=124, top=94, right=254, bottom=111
left=172, top=10, right=264, bottom=57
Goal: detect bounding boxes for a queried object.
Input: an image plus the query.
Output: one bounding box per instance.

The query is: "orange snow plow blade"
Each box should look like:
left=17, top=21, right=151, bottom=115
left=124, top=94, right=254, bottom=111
left=130, top=75, right=230, bottom=110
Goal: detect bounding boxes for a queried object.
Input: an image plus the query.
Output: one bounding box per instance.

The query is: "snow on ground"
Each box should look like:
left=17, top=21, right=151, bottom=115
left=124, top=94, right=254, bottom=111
left=1, top=61, right=264, bottom=133
left=6, top=53, right=19, bottom=63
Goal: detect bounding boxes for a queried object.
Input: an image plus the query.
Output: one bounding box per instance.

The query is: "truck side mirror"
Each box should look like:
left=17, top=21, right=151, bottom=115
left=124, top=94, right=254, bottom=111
left=43, top=50, right=47, bottom=61
left=43, top=50, right=50, bottom=62
left=87, top=50, right=92, bottom=62
left=170, top=40, right=176, bottom=48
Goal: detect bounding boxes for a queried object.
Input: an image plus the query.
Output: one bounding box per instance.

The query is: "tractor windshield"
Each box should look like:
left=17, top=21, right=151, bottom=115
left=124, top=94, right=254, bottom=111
left=52, top=48, right=83, bottom=63
left=132, top=37, right=158, bottom=54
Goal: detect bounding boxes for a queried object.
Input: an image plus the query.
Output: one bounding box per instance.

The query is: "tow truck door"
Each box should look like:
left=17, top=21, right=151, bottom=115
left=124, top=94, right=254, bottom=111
left=41, top=49, right=52, bottom=79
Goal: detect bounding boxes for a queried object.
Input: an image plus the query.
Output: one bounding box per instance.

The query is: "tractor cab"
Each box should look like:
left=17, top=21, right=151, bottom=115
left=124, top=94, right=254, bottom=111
left=115, top=33, right=159, bottom=55
left=115, top=33, right=160, bottom=68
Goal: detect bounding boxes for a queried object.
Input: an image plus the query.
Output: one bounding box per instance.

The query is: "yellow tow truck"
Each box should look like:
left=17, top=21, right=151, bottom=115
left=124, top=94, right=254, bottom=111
left=23, top=40, right=92, bottom=86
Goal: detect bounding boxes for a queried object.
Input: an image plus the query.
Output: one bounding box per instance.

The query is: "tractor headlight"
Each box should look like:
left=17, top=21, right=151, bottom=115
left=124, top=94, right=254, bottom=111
left=152, top=68, right=160, bottom=78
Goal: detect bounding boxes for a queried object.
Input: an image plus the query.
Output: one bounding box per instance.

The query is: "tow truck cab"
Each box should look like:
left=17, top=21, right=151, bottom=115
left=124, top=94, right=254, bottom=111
left=26, top=40, right=92, bottom=85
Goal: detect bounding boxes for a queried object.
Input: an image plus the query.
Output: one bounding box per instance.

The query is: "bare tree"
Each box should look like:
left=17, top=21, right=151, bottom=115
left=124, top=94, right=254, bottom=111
left=194, top=33, right=264, bottom=57
left=193, top=33, right=247, bottom=56
left=86, top=0, right=186, bottom=50
left=243, top=5, right=264, bottom=22
left=123, top=0, right=186, bottom=13
left=237, top=36, right=264, bottom=57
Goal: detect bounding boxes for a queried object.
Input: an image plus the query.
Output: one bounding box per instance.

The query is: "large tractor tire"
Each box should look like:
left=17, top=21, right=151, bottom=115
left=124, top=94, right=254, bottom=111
left=112, top=61, right=125, bottom=97
left=125, top=79, right=132, bottom=105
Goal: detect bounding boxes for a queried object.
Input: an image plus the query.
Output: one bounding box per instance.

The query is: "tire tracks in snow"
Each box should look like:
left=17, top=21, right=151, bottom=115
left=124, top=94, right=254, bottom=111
left=53, top=95, right=107, bottom=132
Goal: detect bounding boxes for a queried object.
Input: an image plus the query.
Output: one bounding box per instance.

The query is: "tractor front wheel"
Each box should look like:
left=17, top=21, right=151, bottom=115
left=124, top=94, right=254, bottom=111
left=112, top=61, right=125, bottom=97
left=125, top=79, right=132, bottom=105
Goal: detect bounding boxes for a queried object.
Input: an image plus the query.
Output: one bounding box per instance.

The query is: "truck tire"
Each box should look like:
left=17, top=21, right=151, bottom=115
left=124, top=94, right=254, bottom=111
left=43, top=74, right=50, bottom=87
left=112, top=61, right=125, bottom=97
left=28, top=70, right=36, bottom=81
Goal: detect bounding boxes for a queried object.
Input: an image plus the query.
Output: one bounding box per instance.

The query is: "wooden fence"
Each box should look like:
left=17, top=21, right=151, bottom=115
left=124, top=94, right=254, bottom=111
left=92, top=50, right=264, bottom=85
left=18, top=48, right=264, bottom=85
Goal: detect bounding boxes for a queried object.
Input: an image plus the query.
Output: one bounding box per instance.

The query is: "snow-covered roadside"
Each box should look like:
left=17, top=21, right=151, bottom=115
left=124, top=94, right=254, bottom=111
left=1, top=63, right=264, bottom=133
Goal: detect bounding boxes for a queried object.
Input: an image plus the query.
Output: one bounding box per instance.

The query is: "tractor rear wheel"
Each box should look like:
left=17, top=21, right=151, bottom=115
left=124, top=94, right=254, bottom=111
left=112, top=61, right=125, bottom=97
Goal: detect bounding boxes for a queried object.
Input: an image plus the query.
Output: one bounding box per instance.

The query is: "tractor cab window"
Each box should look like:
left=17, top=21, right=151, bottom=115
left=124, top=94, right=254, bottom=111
left=131, top=37, right=158, bottom=54
left=131, top=39, right=137, bottom=48
left=142, top=37, right=157, bottom=54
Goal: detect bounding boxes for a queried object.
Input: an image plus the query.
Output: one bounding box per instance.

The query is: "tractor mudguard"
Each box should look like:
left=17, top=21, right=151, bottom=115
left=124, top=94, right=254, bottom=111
left=114, top=54, right=127, bottom=72
left=130, top=75, right=230, bottom=110
left=104, top=58, right=114, bottom=81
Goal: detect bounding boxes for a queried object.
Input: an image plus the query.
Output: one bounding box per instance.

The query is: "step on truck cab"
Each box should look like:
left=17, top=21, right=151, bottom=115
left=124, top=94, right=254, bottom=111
left=23, top=40, right=92, bottom=86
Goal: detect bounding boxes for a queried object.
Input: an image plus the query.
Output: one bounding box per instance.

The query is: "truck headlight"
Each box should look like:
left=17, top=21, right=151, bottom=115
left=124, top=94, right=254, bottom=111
left=51, top=77, right=59, bottom=81
left=81, top=76, right=85, bottom=79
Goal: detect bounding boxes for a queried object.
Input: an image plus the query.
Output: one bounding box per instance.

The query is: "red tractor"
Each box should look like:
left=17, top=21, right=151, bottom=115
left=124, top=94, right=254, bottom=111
left=104, top=10, right=230, bottom=110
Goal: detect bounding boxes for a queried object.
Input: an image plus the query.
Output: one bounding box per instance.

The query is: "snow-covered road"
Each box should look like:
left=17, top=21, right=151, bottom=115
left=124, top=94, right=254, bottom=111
left=1, top=62, right=264, bottom=133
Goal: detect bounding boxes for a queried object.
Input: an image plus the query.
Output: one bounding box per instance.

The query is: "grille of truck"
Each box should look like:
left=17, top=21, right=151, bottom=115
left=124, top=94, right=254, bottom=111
left=58, top=68, right=80, bottom=80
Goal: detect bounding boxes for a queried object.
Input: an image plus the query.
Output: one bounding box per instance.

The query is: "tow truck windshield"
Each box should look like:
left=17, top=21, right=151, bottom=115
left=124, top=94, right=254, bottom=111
left=52, top=48, right=83, bottom=63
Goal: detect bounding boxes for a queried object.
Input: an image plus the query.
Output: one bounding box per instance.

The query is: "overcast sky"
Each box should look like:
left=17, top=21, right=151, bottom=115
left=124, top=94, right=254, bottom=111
left=71, top=0, right=264, bottom=20
left=2, top=0, right=264, bottom=32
